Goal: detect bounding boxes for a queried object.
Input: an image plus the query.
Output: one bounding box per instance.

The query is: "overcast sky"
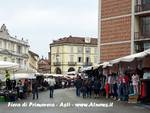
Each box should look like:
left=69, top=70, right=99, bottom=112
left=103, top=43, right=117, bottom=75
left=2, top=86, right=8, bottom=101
left=0, top=0, right=98, bottom=58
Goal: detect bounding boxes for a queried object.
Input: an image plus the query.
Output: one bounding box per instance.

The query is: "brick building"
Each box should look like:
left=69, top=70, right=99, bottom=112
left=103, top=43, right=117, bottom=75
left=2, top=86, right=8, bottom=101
left=98, top=0, right=150, bottom=62
left=38, top=57, right=50, bottom=73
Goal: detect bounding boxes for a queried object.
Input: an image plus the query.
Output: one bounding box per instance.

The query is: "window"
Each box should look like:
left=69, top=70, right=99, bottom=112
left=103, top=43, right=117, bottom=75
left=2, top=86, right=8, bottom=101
left=8, top=42, right=11, bottom=50
left=17, top=58, right=21, bottom=64
left=142, top=0, right=150, bottom=4
left=70, top=46, right=74, bottom=53
left=94, top=57, right=97, bottom=63
left=141, top=16, right=150, bottom=35
left=86, top=57, right=90, bottom=63
left=78, top=57, right=82, bottom=63
left=4, top=57, right=7, bottom=61
left=56, top=54, right=60, bottom=62
left=136, top=0, right=142, bottom=5
left=12, top=59, right=15, bottom=63
left=17, top=58, right=23, bottom=67
left=77, top=47, right=83, bottom=53
left=24, top=60, right=27, bottom=66
left=70, top=55, right=74, bottom=62
left=4, top=41, right=7, bottom=49
left=0, top=40, right=2, bottom=48
left=57, top=47, right=59, bottom=53
left=144, top=42, right=150, bottom=50
left=11, top=44, right=15, bottom=51
left=94, top=47, right=97, bottom=54
left=17, top=45, right=22, bottom=54
left=85, top=47, right=91, bottom=54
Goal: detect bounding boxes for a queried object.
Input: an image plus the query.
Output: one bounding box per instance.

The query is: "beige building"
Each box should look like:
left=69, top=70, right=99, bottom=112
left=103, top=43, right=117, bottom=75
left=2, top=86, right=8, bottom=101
left=0, top=24, right=29, bottom=70
left=50, top=36, right=98, bottom=74
left=27, top=50, right=39, bottom=72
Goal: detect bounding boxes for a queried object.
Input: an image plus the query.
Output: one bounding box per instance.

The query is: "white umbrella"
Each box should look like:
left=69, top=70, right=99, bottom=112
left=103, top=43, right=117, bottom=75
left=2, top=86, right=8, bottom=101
left=11, top=73, right=36, bottom=80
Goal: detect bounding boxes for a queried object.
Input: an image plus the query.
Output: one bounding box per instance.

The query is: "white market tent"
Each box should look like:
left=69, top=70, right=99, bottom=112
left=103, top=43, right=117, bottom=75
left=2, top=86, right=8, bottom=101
left=0, top=61, right=19, bottom=70
left=81, top=66, right=93, bottom=72
left=97, top=49, right=150, bottom=69
left=64, top=74, right=76, bottom=79
left=0, top=61, right=19, bottom=81
left=43, top=73, right=64, bottom=77
left=110, top=49, right=150, bottom=65
left=99, top=62, right=112, bottom=68
left=11, top=73, right=36, bottom=80
left=66, top=71, right=77, bottom=75
left=52, top=74, right=64, bottom=77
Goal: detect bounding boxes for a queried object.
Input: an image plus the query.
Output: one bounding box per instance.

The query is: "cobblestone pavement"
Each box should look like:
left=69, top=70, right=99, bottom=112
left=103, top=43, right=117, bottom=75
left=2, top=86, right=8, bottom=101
left=0, top=88, right=149, bottom=113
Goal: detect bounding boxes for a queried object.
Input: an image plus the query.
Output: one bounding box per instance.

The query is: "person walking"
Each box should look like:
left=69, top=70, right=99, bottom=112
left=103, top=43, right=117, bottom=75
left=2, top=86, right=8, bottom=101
left=18, top=81, right=24, bottom=99
left=48, top=77, right=56, bottom=98
left=75, top=76, right=82, bottom=97
left=93, top=79, right=99, bottom=98
left=132, top=73, right=139, bottom=95
left=32, top=80, right=39, bottom=100
left=87, top=79, right=92, bottom=98
left=82, top=79, right=88, bottom=98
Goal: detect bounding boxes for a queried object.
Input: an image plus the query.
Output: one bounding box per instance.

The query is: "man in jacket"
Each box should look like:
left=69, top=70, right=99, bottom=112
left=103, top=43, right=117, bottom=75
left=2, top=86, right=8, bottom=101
left=48, top=77, right=56, bottom=98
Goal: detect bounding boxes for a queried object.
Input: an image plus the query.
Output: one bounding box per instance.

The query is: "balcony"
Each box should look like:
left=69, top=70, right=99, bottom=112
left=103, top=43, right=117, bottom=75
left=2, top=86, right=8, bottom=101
left=135, top=43, right=144, bottom=53
left=135, top=4, right=150, bottom=12
left=134, top=32, right=150, bottom=41
left=53, top=62, right=61, bottom=66
left=68, top=62, right=77, bottom=66
left=83, top=62, right=93, bottom=67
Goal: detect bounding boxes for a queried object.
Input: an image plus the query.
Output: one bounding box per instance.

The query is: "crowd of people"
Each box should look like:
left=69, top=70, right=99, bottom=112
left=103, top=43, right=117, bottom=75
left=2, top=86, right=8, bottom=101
left=3, top=77, right=56, bottom=100
left=75, top=71, right=141, bottom=101
left=75, top=75, right=103, bottom=99
left=5, top=78, right=32, bottom=100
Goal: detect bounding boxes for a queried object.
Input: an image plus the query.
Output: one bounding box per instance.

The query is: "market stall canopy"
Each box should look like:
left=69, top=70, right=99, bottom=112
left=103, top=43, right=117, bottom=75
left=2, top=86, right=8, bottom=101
left=99, top=62, right=112, bottom=68
left=110, top=48, right=150, bottom=65
left=0, top=61, right=19, bottom=70
left=64, top=74, right=77, bottom=79
left=11, top=73, right=36, bottom=80
left=52, top=74, right=64, bottom=77
left=66, top=71, right=77, bottom=75
left=44, top=73, right=64, bottom=77
left=145, top=48, right=150, bottom=55
left=93, top=63, right=101, bottom=70
left=81, top=66, right=93, bottom=72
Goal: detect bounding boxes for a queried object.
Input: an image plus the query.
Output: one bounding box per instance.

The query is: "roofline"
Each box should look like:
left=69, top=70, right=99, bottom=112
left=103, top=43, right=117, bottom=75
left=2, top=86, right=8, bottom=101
left=29, top=50, right=39, bottom=57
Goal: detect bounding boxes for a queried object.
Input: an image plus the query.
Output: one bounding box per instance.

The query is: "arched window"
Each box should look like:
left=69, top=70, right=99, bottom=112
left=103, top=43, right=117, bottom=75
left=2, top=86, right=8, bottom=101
left=68, top=67, right=75, bottom=72
left=55, top=67, right=62, bottom=74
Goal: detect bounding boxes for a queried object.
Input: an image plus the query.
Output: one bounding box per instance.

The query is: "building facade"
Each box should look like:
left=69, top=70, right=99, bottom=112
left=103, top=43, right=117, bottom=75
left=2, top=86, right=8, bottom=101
left=50, top=36, right=98, bottom=74
left=98, top=0, right=150, bottom=62
left=27, top=50, right=39, bottom=72
left=38, top=57, right=50, bottom=73
left=0, top=24, right=30, bottom=70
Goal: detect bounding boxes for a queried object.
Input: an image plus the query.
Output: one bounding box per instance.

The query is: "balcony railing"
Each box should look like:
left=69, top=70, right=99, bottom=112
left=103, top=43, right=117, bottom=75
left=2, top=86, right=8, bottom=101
left=53, top=62, right=61, bottom=66
left=83, top=62, right=93, bottom=66
left=68, top=62, right=77, bottom=66
left=135, top=4, right=150, bottom=12
left=134, top=32, right=150, bottom=41
left=135, top=43, right=144, bottom=53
